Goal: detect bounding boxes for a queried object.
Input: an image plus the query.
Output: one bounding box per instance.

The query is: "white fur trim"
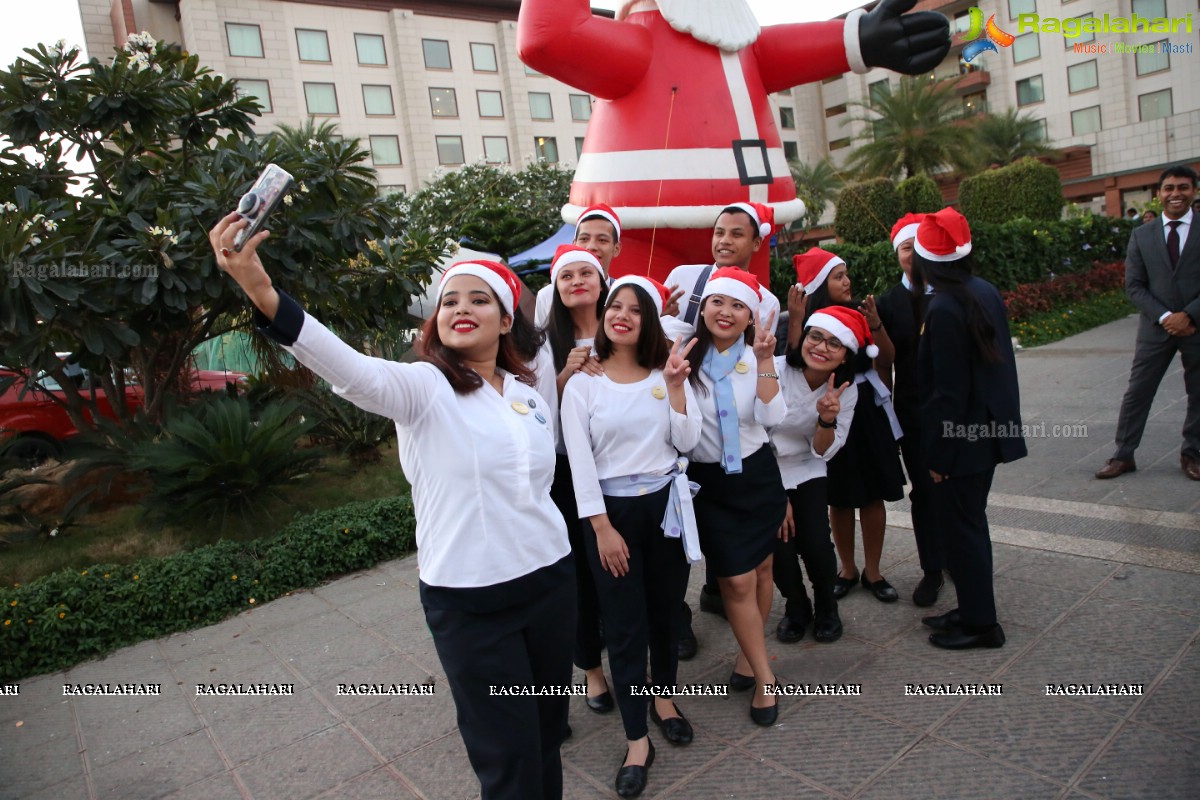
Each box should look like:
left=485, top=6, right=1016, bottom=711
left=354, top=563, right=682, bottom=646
left=727, top=202, right=771, bottom=238
left=609, top=275, right=664, bottom=315
left=844, top=9, right=868, bottom=74
left=439, top=264, right=514, bottom=315
left=803, top=255, right=845, bottom=296
left=866, top=343, right=880, bottom=359
left=892, top=223, right=920, bottom=251
left=914, top=238, right=973, bottom=262
left=551, top=249, right=602, bottom=283
left=702, top=276, right=760, bottom=314
left=655, top=0, right=761, bottom=52
left=562, top=199, right=804, bottom=232
left=576, top=208, right=621, bottom=239
left=806, top=312, right=860, bottom=353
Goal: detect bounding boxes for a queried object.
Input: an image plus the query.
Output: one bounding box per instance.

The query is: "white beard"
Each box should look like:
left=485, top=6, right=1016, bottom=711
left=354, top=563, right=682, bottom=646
left=619, top=0, right=761, bottom=52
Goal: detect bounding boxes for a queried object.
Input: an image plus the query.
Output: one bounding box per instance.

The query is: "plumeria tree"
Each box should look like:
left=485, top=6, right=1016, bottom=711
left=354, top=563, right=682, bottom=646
left=0, top=35, right=445, bottom=432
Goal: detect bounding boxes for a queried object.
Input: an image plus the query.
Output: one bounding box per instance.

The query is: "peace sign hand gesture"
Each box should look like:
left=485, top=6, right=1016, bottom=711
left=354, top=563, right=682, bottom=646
left=815, top=373, right=850, bottom=425
left=861, top=295, right=882, bottom=330
left=664, top=336, right=697, bottom=388
left=753, top=310, right=778, bottom=363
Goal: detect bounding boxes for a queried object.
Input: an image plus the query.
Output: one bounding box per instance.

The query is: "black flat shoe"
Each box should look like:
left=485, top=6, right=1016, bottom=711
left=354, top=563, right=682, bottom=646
left=728, top=670, right=756, bottom=692
left=586, top=690, right=615, bottom=714
left=912, top=571, right=945, bottom=607
left=861, top=573, right=899, bottom=602
left=813, top=610, right=843, bottom=643
left=749, top=681, right=779, bottom=727
left=929, top=623, right=1006, bottom=650
left=678, top=602, right=698, bottom=661
left=921, top=608, right=961, bottom=631
left=832, top=572, right=859, bottom=599
left=775, top=614, right=808, bottom=643
left=615, top=739, right=655, bottom=798
left=650, top=703, right=694, bottom=745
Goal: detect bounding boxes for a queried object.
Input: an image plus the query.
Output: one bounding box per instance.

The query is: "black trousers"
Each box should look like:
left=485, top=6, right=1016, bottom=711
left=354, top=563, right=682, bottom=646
left=1113, top=332, right=1200, bottom=461
left=932, top=467, right=997, bottom=627
left=550, top=455, right=604, bottom=670
left=897, top=416, right=944, bottom=573
left=584, top=487, right=690, bottom=741
left=423, top=572, right=575, bottom=800
left=773, top=478, right=838, bottom=620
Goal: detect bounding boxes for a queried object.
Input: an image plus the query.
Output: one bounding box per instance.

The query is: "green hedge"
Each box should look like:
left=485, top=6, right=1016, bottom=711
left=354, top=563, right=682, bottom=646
left=834, top=178, right=901, bottom=245
left=0, top=495, right=416, bottom=681
left=897, top=174, right=943, bottom=214
left=959, top=157, right=1064, bottom=224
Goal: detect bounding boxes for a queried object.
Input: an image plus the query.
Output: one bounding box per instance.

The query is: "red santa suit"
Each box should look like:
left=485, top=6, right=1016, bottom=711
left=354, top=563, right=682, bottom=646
left=518, top=0, right=869, bottom=287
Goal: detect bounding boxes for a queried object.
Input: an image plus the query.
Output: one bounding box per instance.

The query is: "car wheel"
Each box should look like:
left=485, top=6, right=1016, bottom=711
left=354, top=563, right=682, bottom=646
left=1, top=434, right=63, bottom=469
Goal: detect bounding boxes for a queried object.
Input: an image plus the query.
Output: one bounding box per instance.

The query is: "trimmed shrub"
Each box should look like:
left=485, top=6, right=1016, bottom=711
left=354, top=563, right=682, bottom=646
left=958, top=157, right=1064, bottom=224
left=897, top=174, right=943, bottom=214
left=0, top=495, right=417, bottom=681
left=834, top=178, right=901, bottom=245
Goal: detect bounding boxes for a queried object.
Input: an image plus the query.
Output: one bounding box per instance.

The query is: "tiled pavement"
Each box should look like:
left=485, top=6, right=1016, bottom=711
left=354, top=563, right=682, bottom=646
left=2, top=314, right=1197, bottom=800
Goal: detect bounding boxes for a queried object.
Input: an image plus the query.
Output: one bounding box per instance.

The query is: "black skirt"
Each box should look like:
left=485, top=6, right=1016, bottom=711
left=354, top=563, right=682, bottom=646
left=690, top=445, right=788, bottom=578
left=827, top=382, right=906, bottom=508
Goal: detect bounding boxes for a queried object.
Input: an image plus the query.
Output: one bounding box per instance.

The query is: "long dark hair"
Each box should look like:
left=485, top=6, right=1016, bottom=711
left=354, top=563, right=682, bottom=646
left=685, top=296, right=755, bottom=395
left=547, top=277, right=607, bottom=372
left=594, top=284, right=671, bottom=369
left=916, top=253, right=1002, bottom=364
left=785, top=304, right=870, bottom=378
left=420, top=293, right=537, bottom=392
left=801, top=275, right=865, bottom=329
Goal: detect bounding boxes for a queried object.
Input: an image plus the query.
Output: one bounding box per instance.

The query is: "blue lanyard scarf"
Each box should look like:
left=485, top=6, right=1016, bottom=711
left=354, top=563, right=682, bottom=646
left=702, top=341, right=744, bottom=474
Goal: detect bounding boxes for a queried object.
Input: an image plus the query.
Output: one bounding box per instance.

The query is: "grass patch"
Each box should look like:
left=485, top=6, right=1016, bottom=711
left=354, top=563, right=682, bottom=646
left=1012, top=290, right=1135, bottom=349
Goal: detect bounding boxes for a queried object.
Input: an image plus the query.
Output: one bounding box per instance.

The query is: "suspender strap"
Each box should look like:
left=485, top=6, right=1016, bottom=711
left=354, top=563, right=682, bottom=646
left=682, top=266, right=714, bottom=326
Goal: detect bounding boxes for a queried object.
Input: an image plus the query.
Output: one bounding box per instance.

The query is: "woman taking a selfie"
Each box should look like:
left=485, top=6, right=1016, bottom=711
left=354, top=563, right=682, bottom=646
left=208, top=213, right=573, bottom=800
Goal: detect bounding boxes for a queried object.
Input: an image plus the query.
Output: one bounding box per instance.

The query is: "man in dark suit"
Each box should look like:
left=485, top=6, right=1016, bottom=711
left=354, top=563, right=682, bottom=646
left=915, top=208, right=1027, bottom=650
left=1096, top=165, right=1200, bottom=481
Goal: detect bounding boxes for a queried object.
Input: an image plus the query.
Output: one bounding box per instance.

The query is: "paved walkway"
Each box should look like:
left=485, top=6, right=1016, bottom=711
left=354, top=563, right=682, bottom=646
left=2, top=314, right=1197, bottom=800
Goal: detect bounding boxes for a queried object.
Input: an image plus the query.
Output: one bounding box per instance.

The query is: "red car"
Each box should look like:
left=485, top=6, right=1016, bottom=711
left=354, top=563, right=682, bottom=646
left=0, top=366, right=247, bottom=466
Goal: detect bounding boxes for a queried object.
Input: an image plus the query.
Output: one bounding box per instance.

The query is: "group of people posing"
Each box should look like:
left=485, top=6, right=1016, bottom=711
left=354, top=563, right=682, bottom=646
left=209, top=196, right=1026, bottom=800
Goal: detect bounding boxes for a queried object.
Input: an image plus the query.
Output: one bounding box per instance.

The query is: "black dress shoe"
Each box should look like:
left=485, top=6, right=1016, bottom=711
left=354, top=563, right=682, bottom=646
left=586, top=690, right=615, bottom=714
left=921, top=608, right=961, bottom=630
left=749, top=681, right=779, bottom=727
left=929, top=623, right=1006, bottom=650
left=775, top=614, right=808, bottom=643
left=912, top=571, right=944, bottom=607
left=861, top=573, right=899, bottom=603
left=678, top=602, right=698, bottom=661
left=832, top=571, right=859, bottom=599
left=728, top=670, right=756, bottom=692
left=615, top=739, right=655, bottom=798
left=813, top=610, right=843, bottom=643
left=699, top=583, right=726, bottom=618
left=650, top=703, right=694, bottom=745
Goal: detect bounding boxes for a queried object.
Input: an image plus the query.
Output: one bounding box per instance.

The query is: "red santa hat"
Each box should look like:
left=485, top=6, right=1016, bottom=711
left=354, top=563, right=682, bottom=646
left=608, top=275, right=669, bottom=316
left=806, top=306, right=879, bottom=359
left=914, top=207, right=973, bottom=263
left=576, top=203, right=622, bottom=240
left=701, top=267, right=762, bottom=315
left=792, top=248, right=846, bottom=296
left=550, top=244, right=603, bottom=284
left=437, top=260, right=522, bottom=316
left=725, top=202, right=775, bottom=239
left=890, top=213, right=926, bottom=251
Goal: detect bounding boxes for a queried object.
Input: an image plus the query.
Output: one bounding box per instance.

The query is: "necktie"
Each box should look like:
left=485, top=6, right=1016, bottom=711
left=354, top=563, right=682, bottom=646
left=1167, top=220, right=1181, bottom=270
left=701, top=342, right=744, bottom=474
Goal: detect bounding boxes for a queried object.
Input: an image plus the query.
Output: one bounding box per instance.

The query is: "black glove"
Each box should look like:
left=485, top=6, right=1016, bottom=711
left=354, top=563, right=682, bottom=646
left=859, top=0, right=951, bottom=75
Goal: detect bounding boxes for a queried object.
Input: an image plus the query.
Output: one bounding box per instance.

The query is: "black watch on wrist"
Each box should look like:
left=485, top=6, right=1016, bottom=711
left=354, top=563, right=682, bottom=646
left=817, top=416, right=837, bottom=429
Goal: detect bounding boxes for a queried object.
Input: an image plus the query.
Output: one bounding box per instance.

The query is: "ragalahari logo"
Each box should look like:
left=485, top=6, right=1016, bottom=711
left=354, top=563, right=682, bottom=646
left=961, top=7, right=1015, bottom=62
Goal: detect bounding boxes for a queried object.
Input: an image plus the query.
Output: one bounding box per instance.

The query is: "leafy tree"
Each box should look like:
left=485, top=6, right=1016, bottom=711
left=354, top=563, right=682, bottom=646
left=844, top=76, right=975, bottom=180
left=788, top=157, right=844, bottom=235
left=970, top=108, right=1058, bottom=169
left=0, top=37, right=444, bottom=435
left=834, top=178, right=902, bottom=245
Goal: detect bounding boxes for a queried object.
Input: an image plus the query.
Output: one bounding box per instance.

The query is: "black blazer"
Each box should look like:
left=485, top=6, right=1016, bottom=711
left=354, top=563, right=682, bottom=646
left=1126, top=213, right=1200, bottom=342
left=876, top=281, right=928, bottom=425
left=918, top=276, right=1027, bottom=477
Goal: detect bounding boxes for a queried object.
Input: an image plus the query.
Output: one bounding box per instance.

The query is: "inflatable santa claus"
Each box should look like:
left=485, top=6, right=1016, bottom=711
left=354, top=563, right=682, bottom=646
left=518, top=0, right=950, bottom=287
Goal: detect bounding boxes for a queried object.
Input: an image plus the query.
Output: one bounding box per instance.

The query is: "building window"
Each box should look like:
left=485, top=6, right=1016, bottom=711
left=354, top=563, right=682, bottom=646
left=1031, top=118, right=1048, bottom=142
left=483, top=136, right=510, bottom=164
left=1007, top=0, right=1036, bottom=19
left=1065, top=14, right=1095, bottom=47
left=1139, top=89, right=1172, bottom=122
left=779, top=107, right=795, bottom=129
left=378, top=184, right=405, bottom=197
left=226, top=23, right=263, bottom=58
left=1070, top=106, right=1101, bottom=135
left=1012, top=33, right=1040, bottom=63
left=575, top=137, right=585, bottom=158
left=235, top=79, right=272, bottom=113
left=436, top=135, right=465, bottom=165
left=868, top=79, right=890, bottom=103
left=529, top=92, right=553, bottom=120
left=303, top=82, right=338, bottom=115
left=1067, top=60, right=1098, bottom=93
left=824, top=103, right=847, bottom=117
left=1132, top=0, right=1166, bottom=18
left=369, top=135, right=402, bottom=165
left=429, top=88, right=458, bottom=118
left=525, top=64, right=543, bottom=77
left=1016, top=75, right=1044, bottom=106
left=829, top=137, right=851, bottom=151
left=355, top=33, right=386, bottom=66
left=1136, top=42, right=1169, bottom=76
left=422, top=39, right=451, bottom=70
left=783, top=141, right=799, bottom=161
left=471, top=43, right=497, bottom=72
left=534, top=136, right=559, bottom=163
left=953, top=11, right=972, bottom=34
left=362, top=85, right=395, bottom=116
left=570, top=94, right=592, bottom=122
left=296, top=29, right=330, bottom=62
left=962, top=92, right=986, bottom=116
left=477, top=90, right=504, bottom=118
